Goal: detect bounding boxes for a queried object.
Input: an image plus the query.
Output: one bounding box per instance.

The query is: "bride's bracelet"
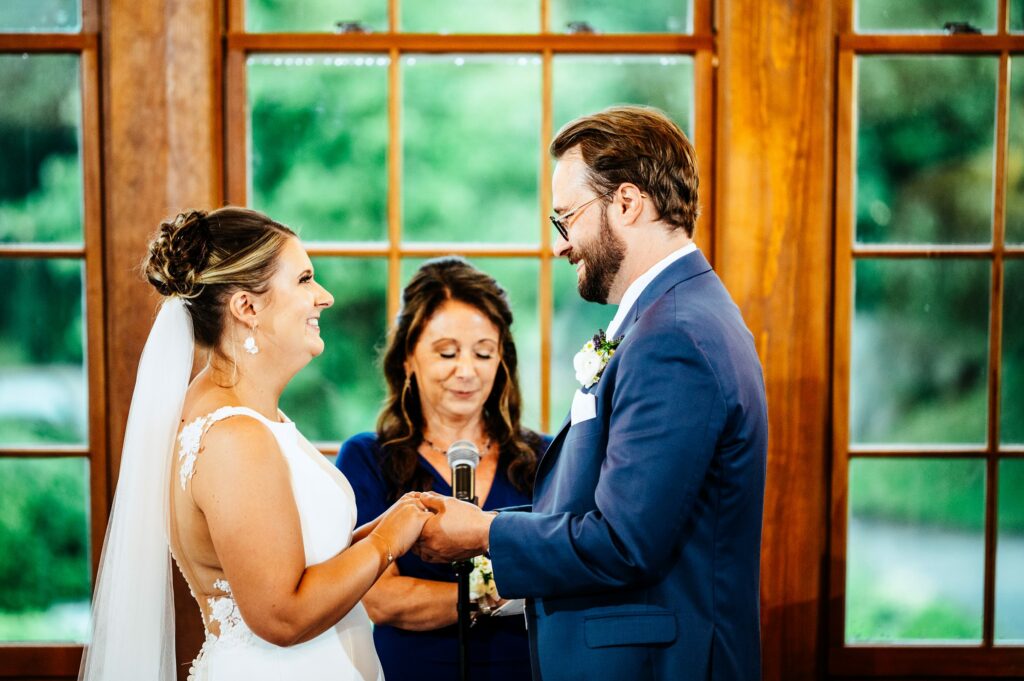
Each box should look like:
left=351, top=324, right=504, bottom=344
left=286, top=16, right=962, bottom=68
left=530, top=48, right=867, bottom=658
left=368, top=531, right=394, bottom=571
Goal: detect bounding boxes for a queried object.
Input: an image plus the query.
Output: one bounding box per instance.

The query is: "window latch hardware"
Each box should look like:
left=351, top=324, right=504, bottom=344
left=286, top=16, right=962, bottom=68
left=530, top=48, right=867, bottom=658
left=334, top=21, right=373, bottom=34
left=565, top=21, right=598, bottom=35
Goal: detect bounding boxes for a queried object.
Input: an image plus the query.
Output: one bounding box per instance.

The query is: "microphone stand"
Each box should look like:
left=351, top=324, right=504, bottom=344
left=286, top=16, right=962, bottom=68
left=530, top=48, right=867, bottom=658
left=454, top=552, right=473, bottom=681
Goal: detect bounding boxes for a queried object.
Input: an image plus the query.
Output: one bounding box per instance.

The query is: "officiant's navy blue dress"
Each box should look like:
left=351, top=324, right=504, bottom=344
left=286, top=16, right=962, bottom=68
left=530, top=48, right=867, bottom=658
left=337, top=432, right=548, bottom=681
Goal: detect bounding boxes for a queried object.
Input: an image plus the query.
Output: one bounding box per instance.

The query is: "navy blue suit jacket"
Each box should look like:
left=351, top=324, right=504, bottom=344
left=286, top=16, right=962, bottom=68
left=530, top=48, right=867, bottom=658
left=488, top=251, right=768, bottom=681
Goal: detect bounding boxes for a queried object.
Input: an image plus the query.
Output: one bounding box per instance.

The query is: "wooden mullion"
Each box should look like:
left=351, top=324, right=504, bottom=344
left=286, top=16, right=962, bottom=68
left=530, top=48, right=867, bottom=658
left=0, top=243, right=85, bottom=257
left=80, top=26, right=109, bottom=578
left=539, top=48, right=552, bottom=433
left=0, top=446, right=91, bottom=458
left=0, top=33, right=95, bottom=51
left=227, top=32, right=712, bottom=54
left=829, top=43, right=856, bottom=655
left=848, top=446, right=990, bottom=458
left=840, top=33, right=1024, bottom=54
left=693, top=0, right=713, bottom=35
left=227, top=0, right=244, bottom=34
left=1000, top=0, right=1009, bottom=34
left=387, top=47, right=402, bottom=322
left=983, top=45, right=1011, bottom=646
left=390, top=0, right=399, bottom=34
left=224, top=47, right=247, bottom=204
left=851, top=244, right=997, bottom=258
left=693, top=49, right=715, bottom=261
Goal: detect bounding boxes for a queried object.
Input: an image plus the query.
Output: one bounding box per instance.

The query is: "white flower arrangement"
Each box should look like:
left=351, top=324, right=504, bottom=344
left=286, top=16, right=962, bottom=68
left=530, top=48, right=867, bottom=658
left=573, top=329, right=623, bottom=388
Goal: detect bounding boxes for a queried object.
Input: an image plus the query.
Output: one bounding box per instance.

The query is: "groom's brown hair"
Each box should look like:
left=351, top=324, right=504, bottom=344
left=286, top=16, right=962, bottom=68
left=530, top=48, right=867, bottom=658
left=551, top=105, right=700, bottom=237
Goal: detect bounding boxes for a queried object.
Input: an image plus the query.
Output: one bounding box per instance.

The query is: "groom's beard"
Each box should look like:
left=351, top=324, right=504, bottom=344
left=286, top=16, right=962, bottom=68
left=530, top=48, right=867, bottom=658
left=575, top=210, right=626, bottom=304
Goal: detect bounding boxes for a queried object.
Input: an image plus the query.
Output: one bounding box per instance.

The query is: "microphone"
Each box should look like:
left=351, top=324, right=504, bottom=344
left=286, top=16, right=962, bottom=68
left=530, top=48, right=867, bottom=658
left=446, top=440, right=480, bottom=505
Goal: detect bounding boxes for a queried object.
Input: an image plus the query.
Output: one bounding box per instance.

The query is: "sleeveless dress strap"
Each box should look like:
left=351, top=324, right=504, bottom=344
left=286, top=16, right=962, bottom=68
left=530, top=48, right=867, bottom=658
left=177, top=406, right=280, bottom=490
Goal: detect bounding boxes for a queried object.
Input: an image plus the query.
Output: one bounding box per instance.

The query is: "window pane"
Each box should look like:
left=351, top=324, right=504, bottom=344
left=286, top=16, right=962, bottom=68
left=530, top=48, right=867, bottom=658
left=0, top=457, right=90, bottom=642
left=0, top=259, right=86, bottom=445
left=550, top=258, right=611, bottom=427
left=553, top=55, right=694, bottom=138
left=550, top=0, right=691, bottom=34
left=400, top=257, right=541, bottom=432
left=1008, top=58, right=1024, bottom=245
left=248, top=55, right=388, bottom=242
left=279, top=258, right=387, bottom=442
left=402, top=55, right=540, bottom=244
left=846, top=458, right=985, bottom=643
left=0, top=0, right=79, bottom=32
left=997, top=459, right=1024, bottom=643
left=1013, top=0, right=1024, bottom=31
left=856, top=0, right=996, bottom=33
left=855, top=57, right=996, bottom=244
left=0, top=54, right=82, bottom=244
left=402, top=0, right=539, bottom=33
left=850, top=259, right=989, bottom=445
left=1003, top=260, right=1024, bottom=444
left=246, top=0, right=386, bottom=33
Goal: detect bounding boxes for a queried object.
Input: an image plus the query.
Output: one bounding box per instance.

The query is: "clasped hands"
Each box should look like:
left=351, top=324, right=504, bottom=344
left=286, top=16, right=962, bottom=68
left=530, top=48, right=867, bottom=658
left=410, top=491, right=497, bottom=563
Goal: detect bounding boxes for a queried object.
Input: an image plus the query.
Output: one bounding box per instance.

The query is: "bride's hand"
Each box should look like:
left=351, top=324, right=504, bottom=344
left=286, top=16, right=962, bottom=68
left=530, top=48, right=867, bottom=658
left=371, top=493, right=434, bottom=558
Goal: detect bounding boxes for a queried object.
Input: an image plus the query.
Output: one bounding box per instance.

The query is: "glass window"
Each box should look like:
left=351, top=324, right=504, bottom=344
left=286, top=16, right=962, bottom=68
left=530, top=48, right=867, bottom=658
left=850, top=259, right=990, bottom=445
left=245, top=0, right=386, bottom=34
left=402, top=0, right=539, bottom=34
left=552, top=55, right=694, bottom=137
left=248, top=55, right=389, bottom=242
left=855, top=0, right=997, bottom=34
left=1007, top=58, right=1024, bottom=245
left=400, top=257, right=541, bottom=431
left=0, top=457, right=90, bottom=642
left=846, top=458, right=985, bottom=643
left=1002, top=260, right=1024, bottom=445
left=996, top=459, right=1024, bottom=643
left=0, top=54, right=83, bottom=244
left=0, top=0, right=79, bottom=33
left=279, top=257, right=387, bottom=443
left=855, top=57, right=997, bottom=245
left=402, top=55, right=540, bottom=244
left=550, top=0, right=691, bottom=34
left=0, top=259, right=86, bottom=446
left=1011, top=0, right=1023, bottom=32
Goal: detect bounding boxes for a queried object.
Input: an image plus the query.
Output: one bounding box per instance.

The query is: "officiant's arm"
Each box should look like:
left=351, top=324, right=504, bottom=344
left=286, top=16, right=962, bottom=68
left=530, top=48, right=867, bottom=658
left=192, top=418, right=432, bottom=647
left=488, top=322, right=726, bottom=599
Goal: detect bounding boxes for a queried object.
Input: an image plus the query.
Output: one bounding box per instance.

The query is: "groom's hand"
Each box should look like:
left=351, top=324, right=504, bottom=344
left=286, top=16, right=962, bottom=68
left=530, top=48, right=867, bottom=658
left=414, top=493, right=496, bottom=563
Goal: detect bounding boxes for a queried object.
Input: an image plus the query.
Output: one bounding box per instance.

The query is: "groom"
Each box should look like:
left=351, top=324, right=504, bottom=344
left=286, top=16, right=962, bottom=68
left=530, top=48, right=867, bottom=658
left=417, top=106, right=768, bottom=681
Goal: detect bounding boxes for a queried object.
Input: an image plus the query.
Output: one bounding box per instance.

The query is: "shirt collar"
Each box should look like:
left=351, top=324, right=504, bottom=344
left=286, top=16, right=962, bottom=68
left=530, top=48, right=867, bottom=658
left=605, top=242, right=698, bottom=339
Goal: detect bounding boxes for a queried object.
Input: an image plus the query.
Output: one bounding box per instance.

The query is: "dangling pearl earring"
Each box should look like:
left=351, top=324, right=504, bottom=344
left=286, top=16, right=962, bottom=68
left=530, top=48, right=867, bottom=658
left=243, top=323, right=259, bottom=355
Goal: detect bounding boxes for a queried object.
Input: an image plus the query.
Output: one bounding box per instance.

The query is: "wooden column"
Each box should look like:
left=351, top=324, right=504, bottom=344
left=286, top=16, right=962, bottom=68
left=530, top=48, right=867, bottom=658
left=715, top=2, right=835, bottom=680
left=102, top=0, right=222, bottom=678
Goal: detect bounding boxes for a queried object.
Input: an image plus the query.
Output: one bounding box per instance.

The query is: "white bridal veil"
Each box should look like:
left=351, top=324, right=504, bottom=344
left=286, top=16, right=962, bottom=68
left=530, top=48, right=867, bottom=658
left=79, top=298, right=194, bottom=681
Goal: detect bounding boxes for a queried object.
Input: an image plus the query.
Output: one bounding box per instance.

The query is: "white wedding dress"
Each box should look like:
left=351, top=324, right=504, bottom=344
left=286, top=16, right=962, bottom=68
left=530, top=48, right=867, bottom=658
left=171, top=406, right=383, bottom=681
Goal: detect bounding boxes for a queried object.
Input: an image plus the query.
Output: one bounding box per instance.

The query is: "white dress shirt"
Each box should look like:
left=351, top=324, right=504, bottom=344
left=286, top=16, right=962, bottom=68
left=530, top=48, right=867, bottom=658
left=605, top=242, right=699, bottom=340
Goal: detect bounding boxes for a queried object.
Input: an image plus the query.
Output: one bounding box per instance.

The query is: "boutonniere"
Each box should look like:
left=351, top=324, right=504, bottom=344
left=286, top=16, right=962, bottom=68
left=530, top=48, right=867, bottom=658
left=573, top=329, right=623, bottom=389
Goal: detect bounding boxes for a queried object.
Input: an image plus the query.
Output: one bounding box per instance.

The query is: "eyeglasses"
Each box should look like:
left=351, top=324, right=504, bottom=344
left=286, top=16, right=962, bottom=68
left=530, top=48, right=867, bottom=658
left=549, top=189, right=616, bottom=241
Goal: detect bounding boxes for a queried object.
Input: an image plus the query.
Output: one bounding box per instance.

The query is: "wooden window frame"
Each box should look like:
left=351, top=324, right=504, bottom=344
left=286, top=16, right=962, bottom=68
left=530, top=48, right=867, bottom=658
left=0, top=0, right=108, bottom=676
left=830, top=0, right=1024, bottom=676
left=223, top=0, right=717, bottom=442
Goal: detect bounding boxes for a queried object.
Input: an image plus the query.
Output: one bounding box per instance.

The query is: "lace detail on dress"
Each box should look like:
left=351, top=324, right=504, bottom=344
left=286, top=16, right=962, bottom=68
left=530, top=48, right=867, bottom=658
left=178, top=407, right=257, bottom=490
left=188, top=579, right=256, bottom=681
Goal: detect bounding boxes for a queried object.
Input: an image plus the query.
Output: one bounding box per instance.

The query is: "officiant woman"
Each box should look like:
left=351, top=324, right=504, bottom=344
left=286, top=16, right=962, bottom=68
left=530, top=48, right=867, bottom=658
left=336, top=256, right=549, bottom=681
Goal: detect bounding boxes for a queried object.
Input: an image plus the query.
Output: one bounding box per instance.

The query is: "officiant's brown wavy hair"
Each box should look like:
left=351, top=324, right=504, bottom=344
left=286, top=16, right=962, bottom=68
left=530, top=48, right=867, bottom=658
left=377, top=257, right=540, bottom=501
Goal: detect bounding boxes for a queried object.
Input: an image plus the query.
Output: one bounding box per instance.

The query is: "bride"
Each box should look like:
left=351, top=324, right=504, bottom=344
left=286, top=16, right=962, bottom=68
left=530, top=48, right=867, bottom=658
left=79, top=207, right=432, bottom=681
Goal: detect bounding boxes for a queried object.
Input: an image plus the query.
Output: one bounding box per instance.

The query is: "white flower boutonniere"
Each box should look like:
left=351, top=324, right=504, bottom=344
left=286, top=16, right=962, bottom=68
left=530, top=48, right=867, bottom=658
left=573, top=329, right=623, bottom=389
left=469, top=555, right=499, bottom=603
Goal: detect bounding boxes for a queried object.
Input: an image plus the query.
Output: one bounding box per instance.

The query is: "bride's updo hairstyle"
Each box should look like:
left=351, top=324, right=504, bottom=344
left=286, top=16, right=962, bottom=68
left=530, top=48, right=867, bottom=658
left=143, top=207, right=296, bottom=348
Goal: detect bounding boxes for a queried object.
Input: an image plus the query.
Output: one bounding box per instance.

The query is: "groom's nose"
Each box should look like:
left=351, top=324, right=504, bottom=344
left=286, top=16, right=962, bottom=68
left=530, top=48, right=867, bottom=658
left=553, top=233, right=571, bottom=258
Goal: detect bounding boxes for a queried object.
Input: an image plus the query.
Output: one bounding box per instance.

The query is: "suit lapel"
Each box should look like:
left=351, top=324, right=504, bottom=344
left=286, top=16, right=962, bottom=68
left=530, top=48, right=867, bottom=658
left=535, top=250, right=714, bottom=497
